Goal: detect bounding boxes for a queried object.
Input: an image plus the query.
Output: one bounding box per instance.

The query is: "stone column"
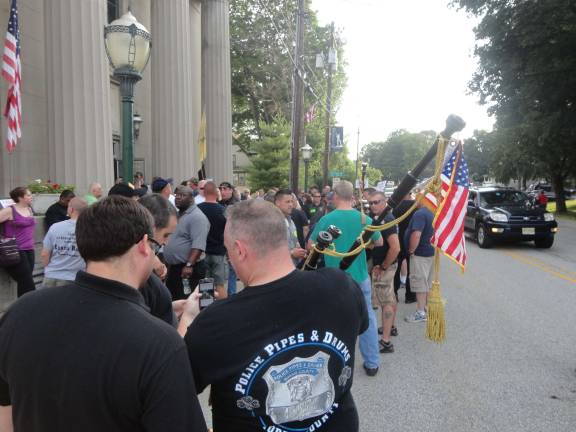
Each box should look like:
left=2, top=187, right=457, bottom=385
left=202, top=0, right=233, bottom=184
left=44, top=0, right=114, bottom=195
left=151, top=0, right=195, bottom=181
left=190, top=0, right=202, bottom=177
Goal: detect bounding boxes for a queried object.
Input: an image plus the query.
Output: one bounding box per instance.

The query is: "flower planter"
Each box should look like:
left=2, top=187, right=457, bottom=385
left=32, top=194, right=59, bottom=215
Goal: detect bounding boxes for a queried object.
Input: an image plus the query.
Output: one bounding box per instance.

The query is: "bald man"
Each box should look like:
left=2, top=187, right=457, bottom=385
left=41, top=197, right=88, bottom=287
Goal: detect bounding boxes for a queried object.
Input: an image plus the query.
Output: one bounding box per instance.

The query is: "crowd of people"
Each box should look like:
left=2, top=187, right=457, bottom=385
left=0, top=175, right=435, bottom=432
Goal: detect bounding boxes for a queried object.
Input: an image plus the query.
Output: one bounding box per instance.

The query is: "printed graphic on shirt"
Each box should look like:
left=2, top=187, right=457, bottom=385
left=234, top=330, right=352, bottom=432
left=264, top=352, right=334, bottom=424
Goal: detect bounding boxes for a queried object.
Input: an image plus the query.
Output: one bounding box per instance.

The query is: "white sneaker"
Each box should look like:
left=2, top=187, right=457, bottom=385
left=404, top=311, right=427, bottom=323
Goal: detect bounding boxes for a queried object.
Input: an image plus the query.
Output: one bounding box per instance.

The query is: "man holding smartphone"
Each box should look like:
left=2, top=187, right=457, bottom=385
left=179, top=200, right=368, bottom=432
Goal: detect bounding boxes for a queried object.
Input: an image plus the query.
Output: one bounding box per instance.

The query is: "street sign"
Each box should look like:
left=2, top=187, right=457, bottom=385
left=330, top=126, right=344, bottom=152
left=332, top=177, right=341, bottom=187
left=330, top=171, right=343, bottom=177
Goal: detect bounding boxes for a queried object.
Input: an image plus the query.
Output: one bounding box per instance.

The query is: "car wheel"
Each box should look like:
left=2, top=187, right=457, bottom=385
left=476, top=224, right=492, bottom=249
left=535, top=236, right=554, bottom=248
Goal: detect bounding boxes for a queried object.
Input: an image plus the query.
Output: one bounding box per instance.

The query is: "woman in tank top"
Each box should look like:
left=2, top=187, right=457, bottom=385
left=0, top=186, right=36, bottom=297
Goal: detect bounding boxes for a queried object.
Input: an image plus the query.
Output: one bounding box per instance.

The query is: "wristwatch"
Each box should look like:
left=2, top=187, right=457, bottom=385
left=185, top=262, right=194, bottom=268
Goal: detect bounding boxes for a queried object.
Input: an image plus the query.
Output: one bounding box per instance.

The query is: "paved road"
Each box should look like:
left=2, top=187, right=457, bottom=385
left=199, top=218, right=576, bottom=431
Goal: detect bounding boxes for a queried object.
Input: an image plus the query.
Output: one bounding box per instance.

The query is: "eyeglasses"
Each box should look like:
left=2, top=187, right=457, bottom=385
left=312, top=195, right=321, bottom=198
left=369, top=200, right=383, bottom=206
left=148, top=238, right=162, bottom=256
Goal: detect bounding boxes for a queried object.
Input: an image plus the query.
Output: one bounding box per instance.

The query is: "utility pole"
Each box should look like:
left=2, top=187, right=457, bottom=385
left=289, top=0, right=305, bottom=193
left=355, top=127, right=360, bottom=186
left=322, top=22, right=335, bottom=189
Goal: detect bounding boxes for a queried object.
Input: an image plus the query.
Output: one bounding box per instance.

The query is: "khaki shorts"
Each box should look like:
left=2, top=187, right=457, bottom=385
left=372, top=263, right=398, bottom=306
left=409, top=255, right=434, bottom=293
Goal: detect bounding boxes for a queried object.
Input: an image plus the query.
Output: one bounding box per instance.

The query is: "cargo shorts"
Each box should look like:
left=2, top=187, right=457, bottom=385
left=372, top=263, right=398, bottom=306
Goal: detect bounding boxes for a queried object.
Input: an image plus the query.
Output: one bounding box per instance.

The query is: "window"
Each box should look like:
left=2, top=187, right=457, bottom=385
left=107, top=0, right=120, bottom=24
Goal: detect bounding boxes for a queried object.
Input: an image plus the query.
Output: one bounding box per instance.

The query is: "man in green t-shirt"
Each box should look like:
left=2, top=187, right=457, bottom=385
left=309, top=180, right=383, bottom=376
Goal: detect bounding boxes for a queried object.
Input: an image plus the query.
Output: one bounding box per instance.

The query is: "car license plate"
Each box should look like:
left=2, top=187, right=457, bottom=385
left=522, top=227, right=535, bottom=235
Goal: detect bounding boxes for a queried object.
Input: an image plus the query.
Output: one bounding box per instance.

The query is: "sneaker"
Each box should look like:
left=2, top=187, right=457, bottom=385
left=405, top=311, right=427, bottom=323
left=363, top=364, right=379, bottom=377
left=379, top=340, right=395, bottom=353
left=391, top=326, right=398, bottom=337
left=378, top=326, right=383, bottom=335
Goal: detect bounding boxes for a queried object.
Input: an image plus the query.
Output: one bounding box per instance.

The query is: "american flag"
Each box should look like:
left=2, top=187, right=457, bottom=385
left=2, top=0, right=21, bottom=153
left=430, top=142, right=470, bottom=270
left=304, top=104, right=316, bottom=123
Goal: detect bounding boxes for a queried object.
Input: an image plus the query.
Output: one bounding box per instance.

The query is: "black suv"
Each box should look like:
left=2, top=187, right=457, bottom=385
left=465, top=187, right=558, bottom=248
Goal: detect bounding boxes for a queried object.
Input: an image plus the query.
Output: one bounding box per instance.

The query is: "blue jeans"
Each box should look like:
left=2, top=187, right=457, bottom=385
left=227, top=263, right=237, bottom=296
left=358, top=277, right=380, bottom=369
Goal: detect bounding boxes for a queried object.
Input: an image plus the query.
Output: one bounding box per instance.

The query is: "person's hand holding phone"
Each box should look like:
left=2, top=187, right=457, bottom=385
left=177, top=287, right=200, bottom=337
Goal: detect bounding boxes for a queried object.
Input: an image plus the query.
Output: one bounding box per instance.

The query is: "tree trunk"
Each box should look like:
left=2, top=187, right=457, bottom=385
left=551, top=173, right=567, bottom=213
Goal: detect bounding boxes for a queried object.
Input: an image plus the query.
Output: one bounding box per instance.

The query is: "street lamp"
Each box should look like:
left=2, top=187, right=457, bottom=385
left=301, top=142, right=313, bottom=192
left=133, top=112, right=143, bottom=140
left=104, top=11, right=151, bottom=182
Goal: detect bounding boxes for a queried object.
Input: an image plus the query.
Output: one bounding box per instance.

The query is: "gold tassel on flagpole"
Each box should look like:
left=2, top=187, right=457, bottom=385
left=426, top=250, right=445, bottom=342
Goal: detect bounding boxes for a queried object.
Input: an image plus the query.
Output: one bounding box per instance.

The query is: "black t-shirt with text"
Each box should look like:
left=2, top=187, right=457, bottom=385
left=185, top=268, right=368, bottom=432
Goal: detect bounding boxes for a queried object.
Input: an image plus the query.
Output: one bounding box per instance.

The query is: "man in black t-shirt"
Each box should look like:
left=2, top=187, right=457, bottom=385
left=0, top=196, right=206, bottom=432
left=197, top=181, right=228, bottom=299
left=369, top=191, right=401, bottom=353
left=180, top=199, right=368, bottom=432
left=44, top=189, right=74, bottom=231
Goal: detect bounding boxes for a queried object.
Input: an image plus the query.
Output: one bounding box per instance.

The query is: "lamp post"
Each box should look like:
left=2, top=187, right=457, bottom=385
left=301, top=142, right=313, bottom=192
left=104, top=11, right=151, bottom=183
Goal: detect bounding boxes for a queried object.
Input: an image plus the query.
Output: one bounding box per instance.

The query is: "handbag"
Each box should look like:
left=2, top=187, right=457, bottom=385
left=0, top=209, right=21, bottom=267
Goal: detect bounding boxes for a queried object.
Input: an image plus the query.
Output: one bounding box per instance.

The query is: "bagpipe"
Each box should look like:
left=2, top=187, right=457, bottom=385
left=302, top=114, right=466, bottom=342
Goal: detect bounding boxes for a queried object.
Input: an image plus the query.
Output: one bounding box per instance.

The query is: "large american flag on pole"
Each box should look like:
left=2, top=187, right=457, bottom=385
left=2, top=0, right=21, bottom=153
left=430, top=142, right=470, bottom=270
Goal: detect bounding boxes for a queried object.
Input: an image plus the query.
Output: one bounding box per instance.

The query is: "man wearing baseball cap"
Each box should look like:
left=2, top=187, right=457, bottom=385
left=152, top=177, right=175, bottom=207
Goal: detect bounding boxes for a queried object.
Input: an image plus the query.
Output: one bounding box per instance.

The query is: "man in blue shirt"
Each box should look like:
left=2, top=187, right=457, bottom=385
left=404, top=201, right=435, bottom=323
left=41, top=197, right=88, bottom=287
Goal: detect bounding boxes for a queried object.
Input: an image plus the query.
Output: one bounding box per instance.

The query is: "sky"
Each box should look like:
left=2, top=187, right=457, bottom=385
left=310, top=0, right=494, bottom=157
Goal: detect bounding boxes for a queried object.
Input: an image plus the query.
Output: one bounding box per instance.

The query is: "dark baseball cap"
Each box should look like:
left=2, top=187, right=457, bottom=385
left=219, top=181, right=234, bottom=189
left=108, top=182, right=137, bottom=198
left=151, top=177, right=173, bottom=193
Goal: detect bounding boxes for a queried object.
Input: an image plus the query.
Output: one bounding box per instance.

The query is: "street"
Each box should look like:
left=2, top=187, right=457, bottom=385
left=200, top=218, right=576, bottom=431
left=352, top=218, right=576, bottom=432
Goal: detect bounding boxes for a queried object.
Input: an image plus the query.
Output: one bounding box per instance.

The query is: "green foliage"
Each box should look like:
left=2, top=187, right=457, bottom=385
left=28, top=179, right=75, bottom=194
left=361, top=130, right=436, bottom=183
left=230, top=0, right=347, bottom=151
left=452, top=0, right=576, bottom=211
left=247, top=120, right=291, bottom=190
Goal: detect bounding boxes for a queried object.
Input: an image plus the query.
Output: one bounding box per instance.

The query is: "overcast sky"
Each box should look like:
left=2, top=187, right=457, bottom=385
left=310, top=0, right=494, bottom=157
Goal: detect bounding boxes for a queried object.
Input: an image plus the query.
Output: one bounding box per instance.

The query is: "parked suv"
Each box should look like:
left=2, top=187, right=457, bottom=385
left=465, top=186, right=558, bottom=248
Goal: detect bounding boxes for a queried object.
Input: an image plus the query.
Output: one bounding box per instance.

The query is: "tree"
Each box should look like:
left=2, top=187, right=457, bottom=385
left=247, top=120, right=290, bottom=190
left=361, top=130, right=436, bottom=183
left=230, top=0, right=347, bottom=147
left=452, top=0, right=576, bottom=212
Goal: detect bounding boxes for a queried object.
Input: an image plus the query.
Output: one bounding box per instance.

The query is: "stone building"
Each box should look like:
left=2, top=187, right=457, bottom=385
left=0, top=0, right=233, bottom=196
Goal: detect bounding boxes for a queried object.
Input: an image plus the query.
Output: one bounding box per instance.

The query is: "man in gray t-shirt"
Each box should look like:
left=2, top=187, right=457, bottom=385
left=41, top=198, right=88, bottom=287
left=163, top=186, right=210, bottom=300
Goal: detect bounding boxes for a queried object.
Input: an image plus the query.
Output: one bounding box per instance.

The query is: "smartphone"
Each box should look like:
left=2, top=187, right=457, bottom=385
left=198, top=278, right=215, bottom=310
